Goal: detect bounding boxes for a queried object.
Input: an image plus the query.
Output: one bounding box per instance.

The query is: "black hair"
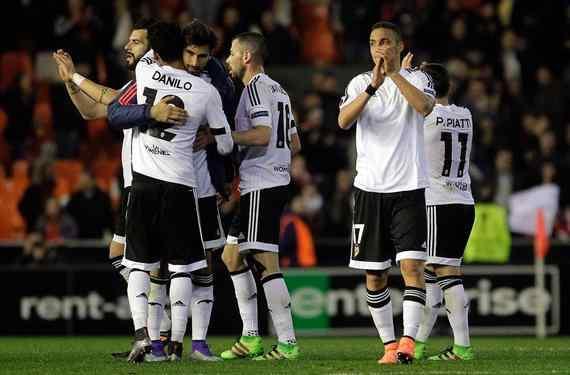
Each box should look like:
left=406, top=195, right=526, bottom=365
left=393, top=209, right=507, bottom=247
left=370, top=21, right=402, bottom=42
left=182, top=19, right=218, bottom=50
left=420, top=63, right=451, bottom=98
left=148, top=21, right=184, bottom=62
left=234, top=32, right=268, bottom=63
left=132, top=18, right=157, bottom=31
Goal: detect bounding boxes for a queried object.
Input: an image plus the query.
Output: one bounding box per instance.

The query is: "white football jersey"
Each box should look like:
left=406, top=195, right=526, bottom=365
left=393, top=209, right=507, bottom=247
left=131, top=50, right=232, bottom=187
left=424, top=104, right=474, bottom=205
left=118, top=81, right=134, bottom=188
left=235, top=73, right=298, bottom=195
left=193, top=71, right=216, bottom=198
left=340, top=68, right=435, bottom=193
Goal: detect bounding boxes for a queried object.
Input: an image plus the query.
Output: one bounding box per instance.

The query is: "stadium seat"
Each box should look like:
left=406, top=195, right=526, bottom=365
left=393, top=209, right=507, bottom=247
left=53, top=160, right=84, bottom=192
left=87, top=118, right=109, bottom=140
left=92, top=158, right=120, bottom=192
left=0, top=51, right=33, bottom=92
left=12, top=160, right=29, bottom=184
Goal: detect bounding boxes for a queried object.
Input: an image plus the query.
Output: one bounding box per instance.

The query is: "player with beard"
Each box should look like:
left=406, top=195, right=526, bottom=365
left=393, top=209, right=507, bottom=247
left=52, top=18, right=185, bottom=286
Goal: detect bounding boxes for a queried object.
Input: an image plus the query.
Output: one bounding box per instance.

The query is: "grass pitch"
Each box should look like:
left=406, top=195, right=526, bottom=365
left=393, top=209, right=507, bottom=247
left=0, top=336, right=568, bottom=374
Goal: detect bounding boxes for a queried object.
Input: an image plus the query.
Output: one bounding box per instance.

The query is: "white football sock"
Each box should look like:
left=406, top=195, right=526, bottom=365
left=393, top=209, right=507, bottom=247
left=402, top=287, right=426, bottom=339
left=439, top=277, right=470, bottom=347
left=230, top=268, right=259, bottom=336
left=416, top=271, right=443, bottom=342
left=262, top=274, right=296, bottom=345
left=169, top=272, right=192, bottom=343
left=191, top=273, right=214, bottom=341
left=127, top=270, right=150, bottom=331
left=367, top=287, right=396, bottom=345
left=147, top=281, right=166, bottom=341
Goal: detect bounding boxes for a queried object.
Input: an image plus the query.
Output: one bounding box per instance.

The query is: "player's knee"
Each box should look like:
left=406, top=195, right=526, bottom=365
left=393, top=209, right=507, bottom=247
left=221, top=245, right=242, bottom=272
left=365, top=270, right=388, bottom=290
left=400, top=260, right=424, bottom=280
left=108, top=240, right=125, bottom=258
left=432, top=264, right=461, bottom=277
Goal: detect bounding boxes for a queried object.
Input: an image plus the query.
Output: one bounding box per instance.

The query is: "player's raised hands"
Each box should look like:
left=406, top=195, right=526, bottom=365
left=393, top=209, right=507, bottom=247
left=401, top=52, right=414, bottom=70
left=371, top=58, right=386, bottom=89
left=379, top=47, right=399, bottom=76
left=52, top=50, right=77, bottom=82
left=150, top=97, right=188, bottom=125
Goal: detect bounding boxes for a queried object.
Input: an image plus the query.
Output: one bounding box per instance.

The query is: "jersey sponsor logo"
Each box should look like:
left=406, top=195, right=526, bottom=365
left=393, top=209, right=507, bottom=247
left=273, top=165, right=289, bottom=173
left=144, top=144, right=171, bottom=156
left=251, top=110, right=269, bottom=119
left=151, top=71, right=192, bottom=91
left=445, top=180, right=470, bottom=191
left=436, top=116, right=472, bottom=129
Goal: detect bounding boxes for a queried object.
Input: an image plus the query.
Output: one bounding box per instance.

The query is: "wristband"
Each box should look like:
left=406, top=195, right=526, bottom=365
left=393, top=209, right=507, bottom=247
left=365, top=84, right=377, bottom=96
left=71, top=73, right=86, bottom=87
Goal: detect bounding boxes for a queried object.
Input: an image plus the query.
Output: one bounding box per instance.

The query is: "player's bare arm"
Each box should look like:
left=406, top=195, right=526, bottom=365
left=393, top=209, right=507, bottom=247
left=290, top=133, right=301, bottom=155
left=231, top=125, right=271, bottom=146
left=53, top=50, right=120, bottom=118
left=338, top=58, right=385, bottom=129
left=381, top=48, right=434, bottom=116
left=401, top=52, right=413, bottom=70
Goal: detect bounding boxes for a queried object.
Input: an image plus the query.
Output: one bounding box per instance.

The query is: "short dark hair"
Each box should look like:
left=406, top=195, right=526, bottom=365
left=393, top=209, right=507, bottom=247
left=234, top=32, right=267, bottom=63
left=182, top=19, right=218, bottom=50
left=421, top=63, right=450, bottom=98
left=133, top=18, right=156, bottom=31
left=370, top=21, right=402, bottom=42
left=148, top=21, right=184, bottom=62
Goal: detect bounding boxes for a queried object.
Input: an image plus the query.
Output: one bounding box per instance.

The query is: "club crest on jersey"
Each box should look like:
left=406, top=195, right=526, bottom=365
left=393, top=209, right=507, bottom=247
left=352, top=224, right=364, bottom=257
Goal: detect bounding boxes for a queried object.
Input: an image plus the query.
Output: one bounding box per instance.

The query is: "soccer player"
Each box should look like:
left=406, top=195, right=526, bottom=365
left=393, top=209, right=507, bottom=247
left=144, top=19, right=236, bottom=362
left=412, top=63, right=475, bottom=361
left=221, top=32, right=302, bottom=360
left=338, top=21, right=435, bottom=364
left=107, top=21, right=233, bottom=363
left=51, top=18, right=184, bottom=285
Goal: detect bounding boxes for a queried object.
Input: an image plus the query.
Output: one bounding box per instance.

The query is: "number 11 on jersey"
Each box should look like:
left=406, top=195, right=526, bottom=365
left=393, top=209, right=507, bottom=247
left=441, top=131, right=469, bottom=178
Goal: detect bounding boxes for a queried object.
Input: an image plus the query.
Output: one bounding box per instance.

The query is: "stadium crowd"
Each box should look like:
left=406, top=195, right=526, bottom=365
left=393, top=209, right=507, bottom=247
left=1, top=0, right=569, bottom=265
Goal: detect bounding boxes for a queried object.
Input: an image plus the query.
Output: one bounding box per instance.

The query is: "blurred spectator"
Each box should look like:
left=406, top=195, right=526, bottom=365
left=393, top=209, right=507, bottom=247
left=554, top=205, right=570, bottom=241
left=35, top=197, right=77, bottom=242
left=493, top=149, right=514, bottom=208
left=500, top=29, right=522, bottom=81
left=290, top=154, right=312, bottom=196
left=186, top=0, right=224, bottom=26
left=66, top=172, right=113, bottom=239
left=255, top=9, right=298, bottom=64
left=323, top=169, right=353, bottom=236
left=216, top=6, right=247, bottom=56
left=294, top=0, right=338, bottom=64
left=54, top=0, right=107, bottom=84
left=279, top=196, right=316, bottom=268
left=1, top=74, right=35, bottom=160
left=533, top=66, right=566, bottom=130
left=18, top=159, right=57, bottom=233
left=15, top=232, right=62, bottom=268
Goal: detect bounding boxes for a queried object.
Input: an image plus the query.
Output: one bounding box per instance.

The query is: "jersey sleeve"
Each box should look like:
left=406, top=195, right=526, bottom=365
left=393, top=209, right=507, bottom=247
left=339, top=75, right=367, bottom=109
left=206, top=87, right=234, bottom=155
left=288, top=115, right=298, bottom=136
left=135, top=49, right=155, bottom=85
left=411, top=70, right=436, bottom=99
left=245, top=81, right=272, bottom=128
